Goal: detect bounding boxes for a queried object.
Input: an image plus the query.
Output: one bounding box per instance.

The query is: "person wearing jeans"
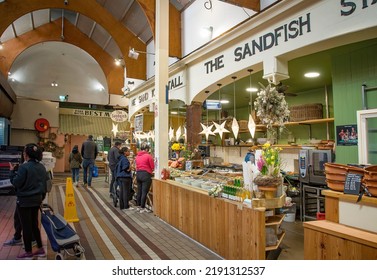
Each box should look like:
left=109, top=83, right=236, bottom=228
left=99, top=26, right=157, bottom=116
left=116, top=147, right=133, bottom=211
left=69, top=145, right=82, bottom=187
left=81, top=135, right=98, bottom=187
left=135, top=142, right=154, bottom=213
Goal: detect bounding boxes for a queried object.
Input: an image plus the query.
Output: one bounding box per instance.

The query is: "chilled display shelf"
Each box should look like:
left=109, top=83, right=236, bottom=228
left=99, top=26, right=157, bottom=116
left=265, top=231, right=286, bottom=251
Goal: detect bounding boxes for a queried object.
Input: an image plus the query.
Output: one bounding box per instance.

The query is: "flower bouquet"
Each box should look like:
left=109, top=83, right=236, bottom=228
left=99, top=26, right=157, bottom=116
left=254, top=143, right=283, bottom=198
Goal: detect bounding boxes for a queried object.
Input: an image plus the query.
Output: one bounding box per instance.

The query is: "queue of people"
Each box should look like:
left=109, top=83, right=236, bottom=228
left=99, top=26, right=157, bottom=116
left=3, top=138, right=155, bottom=260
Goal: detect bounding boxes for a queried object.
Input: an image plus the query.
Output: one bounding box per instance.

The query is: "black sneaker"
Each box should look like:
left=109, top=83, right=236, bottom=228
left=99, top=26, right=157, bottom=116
left=3, top=238, right=22, bottom=246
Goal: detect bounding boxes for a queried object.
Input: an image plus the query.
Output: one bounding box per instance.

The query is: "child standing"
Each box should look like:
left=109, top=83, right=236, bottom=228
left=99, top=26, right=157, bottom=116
left=69, top=145, right=82, bottom=187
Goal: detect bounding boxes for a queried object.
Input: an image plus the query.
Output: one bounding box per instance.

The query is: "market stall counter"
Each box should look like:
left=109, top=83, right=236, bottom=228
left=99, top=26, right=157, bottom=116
left=153, top=177, right=285, bottom=260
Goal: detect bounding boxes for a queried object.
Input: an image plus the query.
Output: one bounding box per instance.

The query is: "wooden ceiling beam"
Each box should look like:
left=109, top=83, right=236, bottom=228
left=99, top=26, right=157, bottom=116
left=137, top=0, right=182, bottom=58
left=220, top=0, right=260, bottom=12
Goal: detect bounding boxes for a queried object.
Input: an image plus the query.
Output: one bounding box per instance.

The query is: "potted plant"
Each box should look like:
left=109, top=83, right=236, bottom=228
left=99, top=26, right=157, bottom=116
left=254, top=143, right=283, bottom=198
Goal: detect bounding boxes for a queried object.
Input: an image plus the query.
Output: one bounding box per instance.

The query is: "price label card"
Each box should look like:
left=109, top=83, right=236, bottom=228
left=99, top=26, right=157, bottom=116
left=344, top=173, right=362, bottom=195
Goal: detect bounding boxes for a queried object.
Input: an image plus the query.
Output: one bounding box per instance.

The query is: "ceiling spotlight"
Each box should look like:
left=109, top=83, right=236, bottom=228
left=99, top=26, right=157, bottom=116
left=128, top=47, right=155, bottom=60
left=51, top=81, right=58, bottom=87
left=114, top=57, right=124, bottom=66
left=128, top=48, right=139, bottom=60
left=304, top=72, right=320, bottom=78
left=246, top=87, right=258, bottom=92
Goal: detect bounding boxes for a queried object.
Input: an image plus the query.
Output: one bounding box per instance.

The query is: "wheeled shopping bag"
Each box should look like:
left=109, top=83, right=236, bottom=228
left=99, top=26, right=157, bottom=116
left=40, top=203, right=85, bottom=260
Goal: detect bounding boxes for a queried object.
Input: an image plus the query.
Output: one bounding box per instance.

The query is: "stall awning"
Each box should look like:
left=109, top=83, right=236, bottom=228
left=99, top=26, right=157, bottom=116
left=59, top=114, right=129, bottom=137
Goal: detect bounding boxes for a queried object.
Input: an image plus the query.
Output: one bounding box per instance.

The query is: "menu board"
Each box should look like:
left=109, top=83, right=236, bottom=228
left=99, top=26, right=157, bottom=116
left=344, top=173, right=362, bottom=195
left=134, top=114, right=143, bottom=132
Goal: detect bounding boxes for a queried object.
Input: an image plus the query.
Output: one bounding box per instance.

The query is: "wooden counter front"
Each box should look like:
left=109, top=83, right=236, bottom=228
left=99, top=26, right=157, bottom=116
left=304, top=190, right=377, bottom=259
left=304, top=220, right=377, bottom=259
left=153, top=179, right=266, bottom=260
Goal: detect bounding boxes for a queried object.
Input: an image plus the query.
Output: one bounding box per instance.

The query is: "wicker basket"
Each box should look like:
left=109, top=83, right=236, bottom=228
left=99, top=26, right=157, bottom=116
left=289, top=103, right=323, bottom=122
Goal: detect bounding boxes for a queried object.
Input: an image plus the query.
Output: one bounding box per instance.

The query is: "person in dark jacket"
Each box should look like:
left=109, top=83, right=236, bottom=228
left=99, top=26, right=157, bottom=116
left=69, top=145, right=82, bottom=187
left=107, top=141, right=122, bottom=197
left=9, top=143, right=48, bottom=260
left=81, top=135, right=98, bottom=187
left=135, top=142, right=154, bottom=213
left=116, top=146, right=133, bottom=211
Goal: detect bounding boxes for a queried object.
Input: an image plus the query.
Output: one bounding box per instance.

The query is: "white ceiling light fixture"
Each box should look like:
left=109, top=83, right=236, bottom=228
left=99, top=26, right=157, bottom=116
left=246, top=87, right=258, bottom=92
left=128, top=47, right=155, bottom=60
left=114, top=57, right=125, bottom=66
left=304, top=72, right=320, bottom=78
left=51, top=81, right=58, bottom=87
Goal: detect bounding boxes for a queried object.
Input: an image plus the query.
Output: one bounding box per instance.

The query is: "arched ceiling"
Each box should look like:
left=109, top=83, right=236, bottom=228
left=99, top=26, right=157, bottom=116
left=0, top=0, right=261, bottom=105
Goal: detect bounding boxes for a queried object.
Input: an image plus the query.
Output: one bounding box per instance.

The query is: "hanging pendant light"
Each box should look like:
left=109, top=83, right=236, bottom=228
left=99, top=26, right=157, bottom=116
left=247, top=69, right=256, bottom=138
left=213, top=83, right=229, bottom=139
left=175, top=107, right=182, bottom=140
left=231, top=76, right=239, bottom=139
left=169, top=110, right=175, bottom=141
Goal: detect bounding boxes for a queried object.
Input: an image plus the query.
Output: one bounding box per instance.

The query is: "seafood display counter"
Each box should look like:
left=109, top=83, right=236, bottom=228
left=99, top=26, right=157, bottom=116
left=153, top=178, right=285, bottom=260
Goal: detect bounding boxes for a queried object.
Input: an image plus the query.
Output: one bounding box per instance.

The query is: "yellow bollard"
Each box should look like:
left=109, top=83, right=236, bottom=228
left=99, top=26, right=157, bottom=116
left=64, top=177, right=79, bottom=222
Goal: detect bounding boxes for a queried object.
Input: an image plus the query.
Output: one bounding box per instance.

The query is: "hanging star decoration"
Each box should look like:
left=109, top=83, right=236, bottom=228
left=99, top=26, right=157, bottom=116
left=199, top=123, right=215, bottom=140
left=176, top=126, right=182, bottom=141
left=111, top=123, right=118, bottom=137
left=248, top=114, right=256, bottom=138
left=182, top=127, right=187, bottom=142
left=147, top=130, right=155, bottom=141
left=168, top=126, right=175, bottom=141
left=231, top=117, right=239, bottom=139
left=213, top=120, right=229, bottom=139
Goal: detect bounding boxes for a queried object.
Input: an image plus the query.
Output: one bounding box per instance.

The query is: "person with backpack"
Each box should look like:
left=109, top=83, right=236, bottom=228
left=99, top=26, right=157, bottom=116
left=116, top=147, right=134, bottom=211
left=69, top=145, right=82, bottom=187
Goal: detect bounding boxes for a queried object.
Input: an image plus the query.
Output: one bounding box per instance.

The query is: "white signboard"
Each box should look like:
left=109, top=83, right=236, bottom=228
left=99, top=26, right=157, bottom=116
left=110, top=110, right=128, bottom=122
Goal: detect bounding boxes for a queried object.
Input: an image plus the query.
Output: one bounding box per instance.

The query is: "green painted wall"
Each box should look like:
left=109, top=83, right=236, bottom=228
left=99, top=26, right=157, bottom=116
left=332, top=40, right=377, bottom=164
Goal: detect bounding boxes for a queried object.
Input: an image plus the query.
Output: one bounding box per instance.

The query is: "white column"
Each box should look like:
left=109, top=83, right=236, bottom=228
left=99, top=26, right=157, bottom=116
left=154, top=0, right=169, bottom=176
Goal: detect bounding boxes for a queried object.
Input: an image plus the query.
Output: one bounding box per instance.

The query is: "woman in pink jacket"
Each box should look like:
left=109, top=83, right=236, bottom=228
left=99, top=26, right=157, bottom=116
left=135, top=142, right=154, bottom=213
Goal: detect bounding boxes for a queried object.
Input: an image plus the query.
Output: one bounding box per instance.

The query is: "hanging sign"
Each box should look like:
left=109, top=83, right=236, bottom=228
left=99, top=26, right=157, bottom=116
left=110, top=110, right=128, bottom=122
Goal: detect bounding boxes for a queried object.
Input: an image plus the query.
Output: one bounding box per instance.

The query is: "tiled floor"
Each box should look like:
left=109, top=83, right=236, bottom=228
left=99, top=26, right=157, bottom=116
left=0, top=174, right=304, bottom=260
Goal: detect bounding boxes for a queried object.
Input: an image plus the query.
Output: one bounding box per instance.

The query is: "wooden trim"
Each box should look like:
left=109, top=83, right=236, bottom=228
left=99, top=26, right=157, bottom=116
left=322, top=190, right=377, bottom=207
left=304, top=220, right=377, bottom=249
